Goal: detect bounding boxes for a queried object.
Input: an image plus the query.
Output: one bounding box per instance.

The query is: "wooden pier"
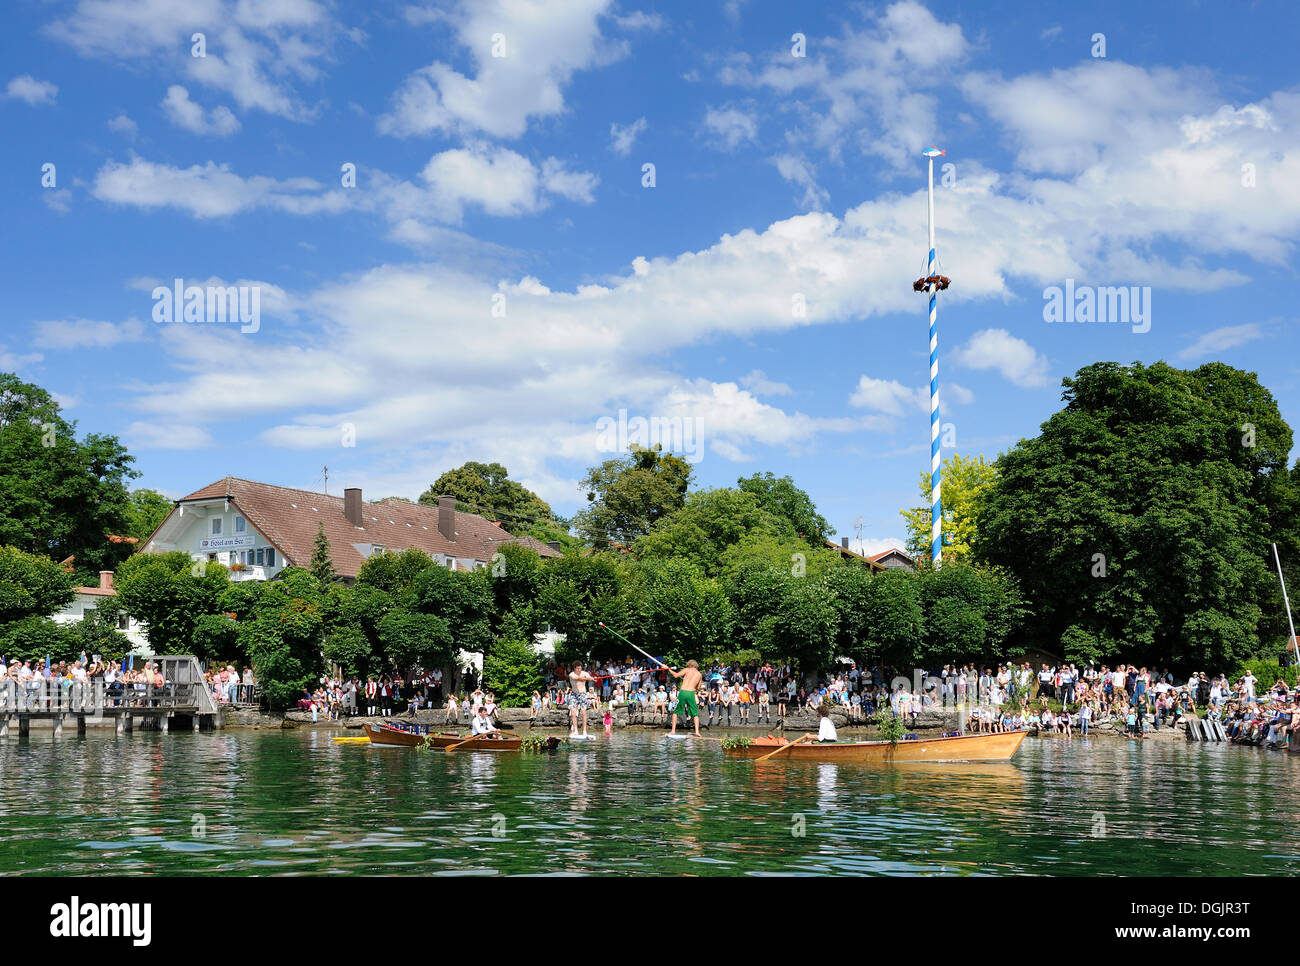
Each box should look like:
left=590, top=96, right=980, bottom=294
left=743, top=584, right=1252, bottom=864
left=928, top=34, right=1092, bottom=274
left=0, top=655, right=221, bottom=737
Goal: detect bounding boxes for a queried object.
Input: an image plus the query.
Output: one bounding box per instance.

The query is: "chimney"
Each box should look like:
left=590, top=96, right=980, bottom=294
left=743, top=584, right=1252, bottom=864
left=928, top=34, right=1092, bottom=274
left=438, top=495, right=456, bottom=541
left=547, top=541, right=561, bottom=552
left=841, top=537, right=849, bottom=549
left=344, top=487, right=363, bottom=528
left=99, top=571, right=114, bottom=592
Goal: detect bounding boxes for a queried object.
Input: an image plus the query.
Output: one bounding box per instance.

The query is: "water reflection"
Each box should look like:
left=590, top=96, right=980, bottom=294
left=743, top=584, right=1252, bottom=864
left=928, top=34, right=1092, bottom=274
left=1, top=730, right=1298, bottom=875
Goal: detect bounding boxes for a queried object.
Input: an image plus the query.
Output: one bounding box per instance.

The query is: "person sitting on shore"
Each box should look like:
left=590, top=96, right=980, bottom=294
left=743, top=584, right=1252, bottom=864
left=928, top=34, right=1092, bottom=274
left=444, top=693, right=459, bottom=724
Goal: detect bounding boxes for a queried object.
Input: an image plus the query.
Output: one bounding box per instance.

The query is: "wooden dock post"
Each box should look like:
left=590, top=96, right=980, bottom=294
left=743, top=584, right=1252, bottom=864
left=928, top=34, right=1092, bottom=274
left=115, top=714, right=124, bottom=735
left=0, top=715, right=8, bottom=739
left=123, top=714, right=133, bottom=734
left=159, top=714, right=169, bottom=734
left=53, top=715, right=64, bottom=738
left=18, top=717, right=29, bottom=738
left=192, top=714, right=200, bottom=732
left=77, top=715, right=86, bottom=736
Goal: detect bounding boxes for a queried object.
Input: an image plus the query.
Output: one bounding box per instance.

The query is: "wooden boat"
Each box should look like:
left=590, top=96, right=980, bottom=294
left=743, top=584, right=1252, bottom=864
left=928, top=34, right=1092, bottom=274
left=723, top=729, right=1028, bottom=763
left=361, top=723, right=559, bottom=751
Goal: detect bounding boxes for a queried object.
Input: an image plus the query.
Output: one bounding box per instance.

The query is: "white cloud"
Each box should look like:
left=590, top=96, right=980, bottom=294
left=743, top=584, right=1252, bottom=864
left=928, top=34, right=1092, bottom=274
left=740, top=370, right=792, bottom=396
left=4, top=74, right=58, bottom=106
left=125, top=421, right=216, bottom=450
left=378, top=0, right=622, bottom=139
left=92, top=158, right=347, bottom=218
left=1176, top=322, right=1266, bottom=361
left=849, top=537, right=911, bottom=557
left=722, top=1, right=969, bottom=167
left=161, top=85, right=241, bottom=136
left=702, top=106, right=758, bottom=150
left=609, top=117, right=647, bottom=156
left=771, top=154, right=829, bottom=210
left=33, top=318, right=149, bottom=350
left=951, top=329, right=1051, bottom=388
left=849, top=376, right=924, bottom=415
left=107, top=113, right=138, bottom=137
left=46, top=0, right=337, bottom=121
left=91, top=149, right=596, bottom=227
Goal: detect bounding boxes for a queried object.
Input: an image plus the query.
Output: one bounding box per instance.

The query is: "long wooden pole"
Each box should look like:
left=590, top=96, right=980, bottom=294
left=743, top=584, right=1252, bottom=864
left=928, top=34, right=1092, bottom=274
left=754, top=732, right=814, bottom=763
left=445, top=731, right=499, bottom=751
left=1273, top=543, right=1300, bottom=670
left=598, top=623, right=667, bottom=669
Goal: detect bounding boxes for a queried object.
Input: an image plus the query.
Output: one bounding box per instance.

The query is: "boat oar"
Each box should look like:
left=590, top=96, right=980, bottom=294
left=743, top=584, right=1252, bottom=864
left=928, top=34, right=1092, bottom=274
left=754, top=732, right=814, bottom=763
left=445, top=731, right=500, bottom=751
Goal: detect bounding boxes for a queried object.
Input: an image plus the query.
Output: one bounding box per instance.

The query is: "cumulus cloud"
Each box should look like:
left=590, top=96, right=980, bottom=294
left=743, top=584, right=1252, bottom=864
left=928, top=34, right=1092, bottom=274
left=950, top=329, right=1051, bottom=388
left=161, top=85, right=241, bottom=136
left=379, top=0, right=622, bottom=138
left=4, top=74, right=58, bottom=106
left=609, top=117, right=647, bottom=155
left=702, top=106, right=758, bottom=150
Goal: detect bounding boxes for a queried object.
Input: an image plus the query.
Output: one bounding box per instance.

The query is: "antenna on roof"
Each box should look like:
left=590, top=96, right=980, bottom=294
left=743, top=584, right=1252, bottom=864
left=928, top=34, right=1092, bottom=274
left=322, top=465, right=329, bottom=495
left=852, top=516, right=864, bottom=543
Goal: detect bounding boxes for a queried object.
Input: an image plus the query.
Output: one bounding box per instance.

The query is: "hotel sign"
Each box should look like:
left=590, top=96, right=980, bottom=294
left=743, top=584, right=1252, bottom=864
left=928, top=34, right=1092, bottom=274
left=198, top=534, right=256, bottom=551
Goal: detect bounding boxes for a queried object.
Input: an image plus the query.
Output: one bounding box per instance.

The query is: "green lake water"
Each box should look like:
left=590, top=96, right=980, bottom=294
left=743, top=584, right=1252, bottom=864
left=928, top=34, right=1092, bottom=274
left=1, top=729, right=1297, bottom=876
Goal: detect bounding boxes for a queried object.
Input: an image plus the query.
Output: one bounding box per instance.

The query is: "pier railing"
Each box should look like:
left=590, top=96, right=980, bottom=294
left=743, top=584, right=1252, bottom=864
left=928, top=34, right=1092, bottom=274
left=0, top=678, right=205, bottom=715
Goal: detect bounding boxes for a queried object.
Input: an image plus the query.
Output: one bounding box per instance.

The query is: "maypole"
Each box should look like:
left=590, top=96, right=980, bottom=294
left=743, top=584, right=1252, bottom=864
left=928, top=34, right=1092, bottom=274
left=913, top=146, right=950, bottom=569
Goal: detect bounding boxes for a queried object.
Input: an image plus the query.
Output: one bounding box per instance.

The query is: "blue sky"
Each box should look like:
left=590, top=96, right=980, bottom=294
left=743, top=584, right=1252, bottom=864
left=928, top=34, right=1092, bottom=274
left=2, top=0, right=1298, bottom=553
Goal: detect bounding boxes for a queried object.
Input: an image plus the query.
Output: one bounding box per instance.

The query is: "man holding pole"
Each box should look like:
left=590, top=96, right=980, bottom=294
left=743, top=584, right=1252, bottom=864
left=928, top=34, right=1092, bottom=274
left=666, top=660, right=703, bottom=737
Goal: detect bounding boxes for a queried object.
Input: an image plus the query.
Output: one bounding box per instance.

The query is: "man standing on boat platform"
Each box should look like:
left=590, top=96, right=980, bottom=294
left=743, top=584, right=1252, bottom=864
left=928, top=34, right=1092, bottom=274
left=568, top=662, right=597, bottom=738
left=666, top=660, right=703, bottom=737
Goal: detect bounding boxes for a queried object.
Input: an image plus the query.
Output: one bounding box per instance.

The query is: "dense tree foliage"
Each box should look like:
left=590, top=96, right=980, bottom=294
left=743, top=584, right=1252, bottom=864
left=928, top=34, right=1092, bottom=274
left=419, top=461, right=570, bottom=546
left=901, top=453, right=997, bottom=561
left=0, top=373, right=137, bottom=583
left=124, top=488, right=173, bottom=543
left=979, top=362, right=1291, bottom=670
left=575, top=445, right=693, bottom=547
left=737, top=471, right=831, bottom=544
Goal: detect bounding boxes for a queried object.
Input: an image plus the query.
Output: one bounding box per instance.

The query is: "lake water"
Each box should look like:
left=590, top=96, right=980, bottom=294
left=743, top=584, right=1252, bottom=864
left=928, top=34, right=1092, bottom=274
left=1, top=729, right=1297, bottom=876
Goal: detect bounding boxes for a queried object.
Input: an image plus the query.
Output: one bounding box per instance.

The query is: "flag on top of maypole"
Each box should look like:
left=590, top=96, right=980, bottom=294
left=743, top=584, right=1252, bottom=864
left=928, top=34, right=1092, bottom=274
left=914, top=145, right=952, bottom=569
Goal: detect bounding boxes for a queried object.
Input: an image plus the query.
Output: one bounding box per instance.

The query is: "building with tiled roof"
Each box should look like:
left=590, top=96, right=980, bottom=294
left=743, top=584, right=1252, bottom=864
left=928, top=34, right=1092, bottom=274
left=142, top=477, right=562, bottom=582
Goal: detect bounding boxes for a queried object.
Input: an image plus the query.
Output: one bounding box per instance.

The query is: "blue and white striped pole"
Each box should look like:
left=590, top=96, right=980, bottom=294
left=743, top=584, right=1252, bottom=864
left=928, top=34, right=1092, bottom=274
left=924, top=146, right=944, bottom=568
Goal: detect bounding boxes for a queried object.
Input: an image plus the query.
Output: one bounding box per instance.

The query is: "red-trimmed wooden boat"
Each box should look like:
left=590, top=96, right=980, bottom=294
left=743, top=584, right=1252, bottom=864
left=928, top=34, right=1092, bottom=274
left=362, top=723, right=560, bottom=751
left=724, top=729, right=1028, bottom=763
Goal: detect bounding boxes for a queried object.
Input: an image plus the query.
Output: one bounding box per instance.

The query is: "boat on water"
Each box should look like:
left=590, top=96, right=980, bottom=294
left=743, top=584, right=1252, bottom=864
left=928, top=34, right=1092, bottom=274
left=724, top=729, right=1028, bottom=763
left=361, top=723, right=560, bottom=752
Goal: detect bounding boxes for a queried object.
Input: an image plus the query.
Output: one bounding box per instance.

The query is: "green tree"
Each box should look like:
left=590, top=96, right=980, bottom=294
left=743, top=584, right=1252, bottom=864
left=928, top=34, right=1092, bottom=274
left=323, top=625, right=373, bottom=677
left=310, top=522, right=336, bottom=585
left=632, top=558, right=732, bottom=667
left=0, top=374, right=140, bottom=582
left=124, top=488, right=173, bottom=542
left=483, top=637, right=544, bottom=707
left=979, top=361, right=1287, bottom=671
left=737, top=471, right=831, bottom=543
left=419, top=461, right=569, bottom=545
left=377, top=610, right=454, bottom=673
left=112, top=551, right=230, bottom=654
left=0, top=545, right=75, bottom=625
left=235, top=568, right=325, bottom=710
left=917, top=562, right=1025, bottom=668
left=634, top=487, right=793, bottom=577
left=575, top=445, right=694, bottom=547
left=901, top=453, right=997, bottom=562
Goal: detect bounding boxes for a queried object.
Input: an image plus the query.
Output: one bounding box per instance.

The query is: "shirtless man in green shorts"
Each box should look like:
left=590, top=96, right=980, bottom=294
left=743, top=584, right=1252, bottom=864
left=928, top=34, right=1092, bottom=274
left=666, top=660, right=703, bottom=736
